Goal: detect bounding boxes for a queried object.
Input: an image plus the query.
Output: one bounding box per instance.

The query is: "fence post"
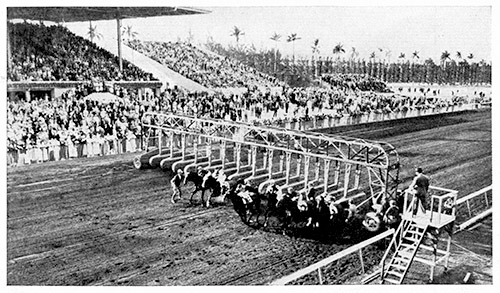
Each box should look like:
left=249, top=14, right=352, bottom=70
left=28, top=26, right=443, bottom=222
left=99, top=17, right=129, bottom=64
left=359, top=249, right=365, bottom=274
left=466, top=199, right=472, bottom=218
left=317, top=268, right=323, bottom=285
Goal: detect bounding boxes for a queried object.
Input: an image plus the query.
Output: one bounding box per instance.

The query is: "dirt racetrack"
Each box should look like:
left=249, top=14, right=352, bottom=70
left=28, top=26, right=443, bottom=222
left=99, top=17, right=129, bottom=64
left=7, top=109, right=492, bottom=285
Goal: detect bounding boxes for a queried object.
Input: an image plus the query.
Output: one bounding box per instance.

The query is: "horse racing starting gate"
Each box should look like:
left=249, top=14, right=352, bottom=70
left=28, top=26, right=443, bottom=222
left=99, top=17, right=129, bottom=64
left=134, top=112, right=400, bottom=207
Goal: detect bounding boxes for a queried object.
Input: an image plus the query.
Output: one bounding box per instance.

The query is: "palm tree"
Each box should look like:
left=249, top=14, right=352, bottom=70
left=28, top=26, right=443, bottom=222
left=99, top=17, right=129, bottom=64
left=287, top=33, right=301, bottom=63
left=385, top=49, right=392, bottom=64
left=311, top=38, right=320, bottom=58
left=270, top=32, right=282, bottom=73
left=412, top=51, right=420, bottom=63
left=230, top=26, right=245, bottom=44
left=377, top=48, right=384, bottom=63
left=332, top=43, right=345, bottom=73
left=467, top=53, right=475, bottom=84
left=467, top=53, right=474, bottom=62
left=122, top=25, right=138, bottom=42
left=456, top=51, right=462, bottom=60
left=311, top=38, right=320, bottom=77
left=439, top=50, right=452, bottom=83
left=332, top=43, right=345, bottom=59
left=87, top=21, right=102, bottom=43
left=350, top=47, right=359, bottom=60
left=440, top=50, right=451, bottom=67
left=368, top=51, right=376, bottom=77
left=397, top=53, right=405, bottom=82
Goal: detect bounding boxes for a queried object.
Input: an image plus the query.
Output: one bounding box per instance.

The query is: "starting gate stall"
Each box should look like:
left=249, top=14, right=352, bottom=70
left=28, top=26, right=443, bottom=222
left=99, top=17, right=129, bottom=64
left=135, top=112, right=400, bottom=208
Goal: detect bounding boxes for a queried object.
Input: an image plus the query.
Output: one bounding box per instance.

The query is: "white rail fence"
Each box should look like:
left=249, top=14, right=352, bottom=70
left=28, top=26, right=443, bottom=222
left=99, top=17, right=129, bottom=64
left=454, top=185, right=492, bottom=232
left=270, top=185, right=492, bottom=285
left=270, top=229, right=395, bottom=285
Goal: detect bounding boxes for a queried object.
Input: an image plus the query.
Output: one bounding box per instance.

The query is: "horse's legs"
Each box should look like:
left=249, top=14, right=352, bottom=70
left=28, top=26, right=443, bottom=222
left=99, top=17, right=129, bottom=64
left=200, top=189, right=206, bottom=206
left=206, top=191, right=211, bottom=208
left=263, top=207, right=274, bottom=227
left=190, top=187, right=199, bottom=204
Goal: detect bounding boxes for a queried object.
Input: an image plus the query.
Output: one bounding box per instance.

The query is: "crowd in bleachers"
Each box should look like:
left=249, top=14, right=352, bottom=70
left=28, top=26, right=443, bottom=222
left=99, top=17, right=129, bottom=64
left=126, top=39, right=284, bottom=89
left=321, top=73, right=392, bottom=93
left=7, top=22, right=156, bottom=82
left=9, top=81, right=487, bottom=166
left=7, top=84, right=150, bottom=164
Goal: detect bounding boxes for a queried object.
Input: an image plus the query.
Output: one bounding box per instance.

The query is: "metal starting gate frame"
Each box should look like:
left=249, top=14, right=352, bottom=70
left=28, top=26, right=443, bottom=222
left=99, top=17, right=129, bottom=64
left=139, top=112, right=400, bottom=203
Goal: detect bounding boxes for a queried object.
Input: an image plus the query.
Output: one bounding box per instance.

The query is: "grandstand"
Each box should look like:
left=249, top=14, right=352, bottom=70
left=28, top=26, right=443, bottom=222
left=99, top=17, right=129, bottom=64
left=8, top=22, right=156, bottom=83
left=127, top=39, right=284, bottom=89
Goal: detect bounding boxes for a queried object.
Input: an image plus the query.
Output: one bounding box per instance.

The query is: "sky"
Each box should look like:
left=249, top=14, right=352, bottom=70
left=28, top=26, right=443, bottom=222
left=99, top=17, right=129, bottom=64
left=58, top=3, right=492, bottom=63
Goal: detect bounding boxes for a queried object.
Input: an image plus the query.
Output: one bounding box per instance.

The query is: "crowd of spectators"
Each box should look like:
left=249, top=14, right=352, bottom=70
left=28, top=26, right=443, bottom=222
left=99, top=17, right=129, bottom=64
left=321, top=73, right=392, bottom=93
left=8, top=22, right=157, bottom=82
left=7, top=84, right=146, bottom=163
left=9, top=82, right=486, bottom=165
left=126, top=39, right=284, bottom=89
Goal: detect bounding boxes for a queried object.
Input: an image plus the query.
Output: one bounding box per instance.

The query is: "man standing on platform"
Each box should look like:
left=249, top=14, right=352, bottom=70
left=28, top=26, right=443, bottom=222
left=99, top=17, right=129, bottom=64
left=410, top=167, right=430, bottom=217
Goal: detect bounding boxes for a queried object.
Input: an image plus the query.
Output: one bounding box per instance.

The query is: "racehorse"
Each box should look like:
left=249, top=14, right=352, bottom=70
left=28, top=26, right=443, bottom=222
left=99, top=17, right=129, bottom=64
left=261, top=185, right=280, bottom=227
left=275, top=193, right=314, bottom=234
left=226, top=181, right=262, bottom=224
left=183, top=170, right=222, bottom=207
left=201, top=175, right=223, bottom=207
left=362, top=195, right=402, bottom=232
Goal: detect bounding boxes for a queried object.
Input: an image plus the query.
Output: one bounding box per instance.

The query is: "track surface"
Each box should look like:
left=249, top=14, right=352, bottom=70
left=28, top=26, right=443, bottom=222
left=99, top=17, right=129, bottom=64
left=7, top=109, right=491, bottom=285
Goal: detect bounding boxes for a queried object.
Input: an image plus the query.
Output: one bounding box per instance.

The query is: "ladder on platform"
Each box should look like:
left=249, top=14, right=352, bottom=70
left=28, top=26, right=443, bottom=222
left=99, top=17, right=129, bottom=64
left=381, top=219, right=429, bottom=284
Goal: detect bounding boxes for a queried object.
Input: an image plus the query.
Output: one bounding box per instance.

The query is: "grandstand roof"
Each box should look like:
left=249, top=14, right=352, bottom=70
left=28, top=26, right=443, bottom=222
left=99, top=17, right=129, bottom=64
left=7, top=7, right=210, bottom=23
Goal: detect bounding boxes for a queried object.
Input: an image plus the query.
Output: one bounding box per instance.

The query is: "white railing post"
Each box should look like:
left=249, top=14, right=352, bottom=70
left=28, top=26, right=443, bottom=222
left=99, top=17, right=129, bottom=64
left=359, top=249, right=365, bottom=273
left=466, top=199, right=472, bottom=218
left=317, top=268, right=323, bottom=285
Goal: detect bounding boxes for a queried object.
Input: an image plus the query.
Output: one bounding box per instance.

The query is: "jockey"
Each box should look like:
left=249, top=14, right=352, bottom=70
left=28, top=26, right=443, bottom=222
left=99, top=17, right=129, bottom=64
left=382, top=199, right=400, bottom=226
left=236, top=179, right=254, bottom=204
left=238, top=190, right=253, bottom=204
left=275, top=186, right=285, bottom=204
left=240, top=178, right=250, bottom=191
left=217, top=169, right=227, bottom=186
left=287, top=187, right=299, bottom=201
left=197, top=166, right=211, bottom=188
left=212, top=168, right=219, bottom=180
left=170, top=169, right=184, bottom=204
left=202, top=171, right=212, bottom=189
left=306, top=183, right=316, bottom=201
left=235, top=179, right=245, bottom=193
left=346, top=199, right=358, bottom=222
left=265, top=180, right=278, bottom=194
left=197, top=166, right=209, bottom=177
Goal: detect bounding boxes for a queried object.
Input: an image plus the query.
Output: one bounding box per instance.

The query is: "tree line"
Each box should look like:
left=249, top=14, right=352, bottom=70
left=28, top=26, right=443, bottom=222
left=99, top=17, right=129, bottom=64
left=207, top=27, right=491, bottom=87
